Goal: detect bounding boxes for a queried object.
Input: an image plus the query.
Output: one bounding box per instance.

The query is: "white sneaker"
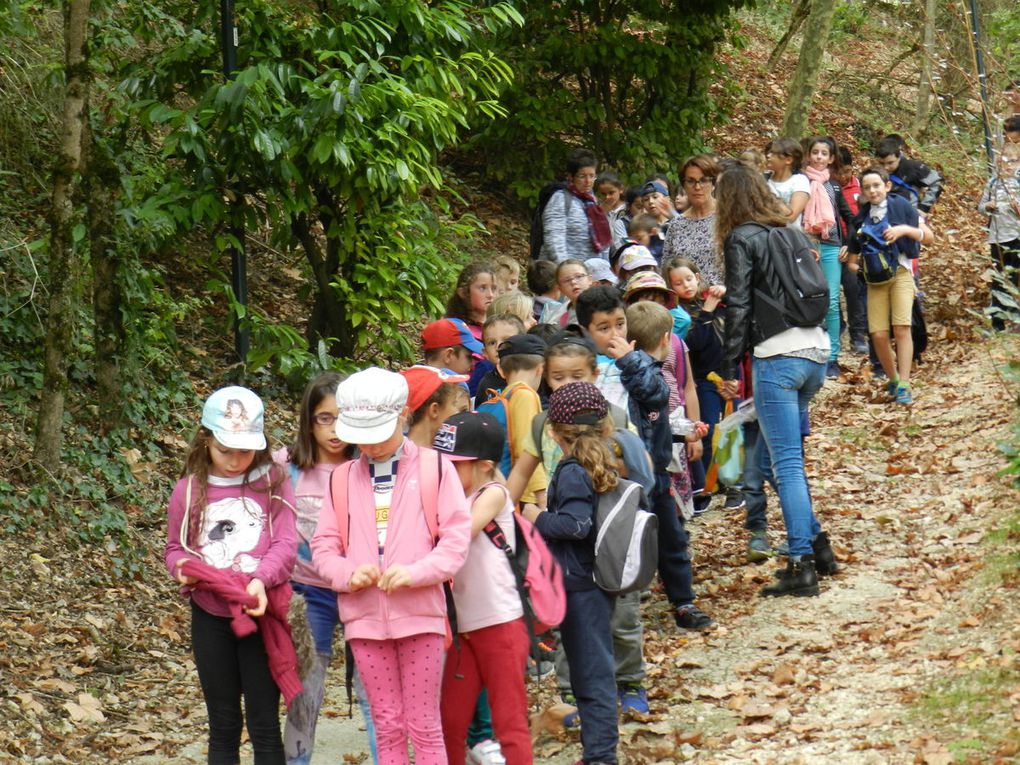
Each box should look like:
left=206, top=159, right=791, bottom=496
left=468, top=739, right=507, bottom=765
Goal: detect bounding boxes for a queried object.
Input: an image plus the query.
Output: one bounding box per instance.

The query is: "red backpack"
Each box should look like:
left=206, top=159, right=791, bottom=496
left=482, top=502, right=566, bottom=639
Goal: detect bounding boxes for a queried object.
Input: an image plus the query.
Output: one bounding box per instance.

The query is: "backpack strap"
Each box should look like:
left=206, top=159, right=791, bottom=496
left=418, top=447, right=441, bottom=543
left=418, top=447, right=458, bottom=644
left=329, top=461, right=355, bottom=554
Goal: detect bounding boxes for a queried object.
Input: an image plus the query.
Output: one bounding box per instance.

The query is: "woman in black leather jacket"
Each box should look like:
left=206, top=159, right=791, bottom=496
left=715, top=163, right=838, bottom=598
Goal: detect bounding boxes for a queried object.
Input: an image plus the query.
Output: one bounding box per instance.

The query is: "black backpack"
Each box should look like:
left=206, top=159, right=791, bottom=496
left=529, top=182, right=569, bottom=260
left=752, top=224, right=829, bottom=328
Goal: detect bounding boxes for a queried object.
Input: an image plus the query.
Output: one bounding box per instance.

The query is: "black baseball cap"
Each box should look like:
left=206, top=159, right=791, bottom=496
left=432, top=411, right=505, bottom=462
left=497, top=333, right=547, bottom=360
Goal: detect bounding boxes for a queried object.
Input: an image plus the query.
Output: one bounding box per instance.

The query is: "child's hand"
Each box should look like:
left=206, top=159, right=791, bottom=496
left=883, top=224, right=914, bottom=243
left=649, top=195, right=674, bottom=220
left=703, top=294, right=721, bottom=312
left=349, top=564, right=381, bottom=592
left=838, top=245, right=850, bottom=262
left=693, top=421, right=710, bottom=440
left=244, top=578, right=267, bottom=617
left=604, top=336, right=636, bottom=360
left=720, top=379, right=741, bottom=400
left=848, top=261, right=860, bottom=273
left=378, top=564, right=412, bottom=593
left=707, top=285, right=726, bottom=298
left=174, top=559, right=197, bottom=586
left=521, top=503, right=542, bottom=523
left=687, top=439, right=704, bottom=462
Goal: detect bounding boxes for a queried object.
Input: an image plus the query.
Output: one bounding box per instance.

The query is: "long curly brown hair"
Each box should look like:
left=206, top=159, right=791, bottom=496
left=714, top=163, right=790, bottom=250
left=551, top=416, right=619, bottom=493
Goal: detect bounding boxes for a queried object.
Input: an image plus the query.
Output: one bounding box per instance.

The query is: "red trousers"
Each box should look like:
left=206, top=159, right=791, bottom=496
left=440, top=618, right=533, bottom=765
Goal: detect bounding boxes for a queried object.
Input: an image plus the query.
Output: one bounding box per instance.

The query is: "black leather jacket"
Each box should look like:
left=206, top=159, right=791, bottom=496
left=720, top=222, right=805, bottom=380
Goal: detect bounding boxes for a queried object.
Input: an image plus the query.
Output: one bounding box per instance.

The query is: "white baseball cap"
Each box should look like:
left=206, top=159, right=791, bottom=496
left=336, top=368, right=409, bottom=445
left=618, top=244, right=658, bottom=273
left=201, top=386, right=267, bottom=451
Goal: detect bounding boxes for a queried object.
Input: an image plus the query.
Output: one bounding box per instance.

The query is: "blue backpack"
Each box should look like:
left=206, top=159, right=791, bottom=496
left=477, top=385, right=539, bottom=476
left=857, top=216, right=898, bottom=285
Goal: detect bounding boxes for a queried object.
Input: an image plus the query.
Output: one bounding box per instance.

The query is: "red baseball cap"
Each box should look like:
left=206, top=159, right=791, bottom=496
left=399, top=365, right=470, bottom=412
left=421, top=318, right=484, bottom=354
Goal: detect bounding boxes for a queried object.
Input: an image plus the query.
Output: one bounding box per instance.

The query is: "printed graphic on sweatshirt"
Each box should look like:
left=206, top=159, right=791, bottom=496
left=199, top=496, right=265, bottom=572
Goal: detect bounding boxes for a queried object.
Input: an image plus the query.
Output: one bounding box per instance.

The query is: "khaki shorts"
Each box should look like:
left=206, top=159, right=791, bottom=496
left=867, top=266, right=915, bottom=333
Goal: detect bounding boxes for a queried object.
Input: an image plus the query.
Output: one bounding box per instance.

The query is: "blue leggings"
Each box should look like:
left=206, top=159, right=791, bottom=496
left=819, top=243, right=842, bottom=362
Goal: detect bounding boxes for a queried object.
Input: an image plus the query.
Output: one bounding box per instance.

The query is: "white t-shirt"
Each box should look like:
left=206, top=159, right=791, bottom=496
left=767, top=173, right=810, bottom=229
left=452, top=483, right=523, bottom=633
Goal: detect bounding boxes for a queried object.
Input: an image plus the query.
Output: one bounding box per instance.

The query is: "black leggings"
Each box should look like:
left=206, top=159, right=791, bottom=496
left=191, top=600, right=284, bottom=765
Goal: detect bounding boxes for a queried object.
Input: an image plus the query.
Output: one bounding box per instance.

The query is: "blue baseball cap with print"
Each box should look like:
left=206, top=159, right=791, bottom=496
left=201, top=386, right=267, bottom=451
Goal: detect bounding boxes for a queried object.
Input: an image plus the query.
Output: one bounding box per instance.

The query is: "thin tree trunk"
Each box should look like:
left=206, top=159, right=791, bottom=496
left=767, top=0, right=812, bottom=69
left=911, top=0, right=937, bottom=135
left=34, top=0, right=92, bottom=468
left=86, top=125, right=124, bottom=433
left=781, top=0, right=838, bottom=139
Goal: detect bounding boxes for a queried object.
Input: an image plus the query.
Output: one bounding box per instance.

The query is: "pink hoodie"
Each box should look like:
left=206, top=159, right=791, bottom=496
left=310, top=439, right=471, bottom=641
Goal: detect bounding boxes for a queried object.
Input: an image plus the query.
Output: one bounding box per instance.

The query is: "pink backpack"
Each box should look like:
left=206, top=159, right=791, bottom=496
left=483, top=507, right=566, bottom=637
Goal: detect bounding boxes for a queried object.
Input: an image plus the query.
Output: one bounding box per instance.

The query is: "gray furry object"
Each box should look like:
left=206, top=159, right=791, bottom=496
left=288, top=590, right=317, bottom=679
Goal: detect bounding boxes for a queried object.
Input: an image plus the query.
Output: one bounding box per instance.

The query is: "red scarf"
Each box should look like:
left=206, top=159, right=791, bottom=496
left=569, top=185, right=613, bottom=254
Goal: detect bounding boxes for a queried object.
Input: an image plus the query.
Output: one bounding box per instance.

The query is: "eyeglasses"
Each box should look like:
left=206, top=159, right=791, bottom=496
left=683, top=178, right=713, bottom=188
left=561, top=273, right=590, bottom=285
left=313, top=412, right=338, bottom=426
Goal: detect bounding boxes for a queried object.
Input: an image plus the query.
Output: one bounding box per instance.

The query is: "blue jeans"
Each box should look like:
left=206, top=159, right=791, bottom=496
left=561, top=588, right=618, bottom=764
left=819, top=243, right=842, bottom=362
left=742, top=422, right=773, bottom=532
left=752, top=356, right=824, bottom=557
left=652, top=476, right=694, bottom=607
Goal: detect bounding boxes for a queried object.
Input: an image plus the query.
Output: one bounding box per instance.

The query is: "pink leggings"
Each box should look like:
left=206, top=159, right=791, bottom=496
left=349, top=633, right=447, bottom=765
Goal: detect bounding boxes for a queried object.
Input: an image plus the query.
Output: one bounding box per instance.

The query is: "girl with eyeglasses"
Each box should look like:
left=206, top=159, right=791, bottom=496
left=276, top=372, right=379, bottom=765
left=539, top=259, right=592, bottom=327
left=662, top=155, right=725, bottom=287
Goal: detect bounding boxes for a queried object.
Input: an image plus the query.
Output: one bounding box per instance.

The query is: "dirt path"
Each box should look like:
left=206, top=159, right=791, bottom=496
left=128, top=335, right=1019, bottom=765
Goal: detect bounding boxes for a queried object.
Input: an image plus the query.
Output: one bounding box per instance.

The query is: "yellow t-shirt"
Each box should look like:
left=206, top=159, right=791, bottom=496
left=503, top=380, right=547, bottom=504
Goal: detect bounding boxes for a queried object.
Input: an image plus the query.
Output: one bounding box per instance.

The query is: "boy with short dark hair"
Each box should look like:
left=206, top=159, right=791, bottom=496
left=627, top=213, right=664, bottom=260
left=422, top=318, right=483, bottom=375
left=875, top=135, right=943, bottom=215
left=526, top=260, right=561, bottom=323
left=479, top=334, right=548, bottom=507
left=576, top=286, right=714, bottom=631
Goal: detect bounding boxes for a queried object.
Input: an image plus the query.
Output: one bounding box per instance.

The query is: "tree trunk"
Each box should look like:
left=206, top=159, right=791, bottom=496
left=910, top=0, right=937, bottom=135
left=34, top=0, right=92, bottom=468
left=768, top=0, right=812, bottom=69
left=86, top=123, right=124, bottom=433
left=781, top=0, right=838, bottom=139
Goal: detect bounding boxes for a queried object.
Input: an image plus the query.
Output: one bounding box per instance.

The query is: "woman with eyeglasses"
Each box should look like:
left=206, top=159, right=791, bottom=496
left=539, top=258, right=593, bottom=327
left=275, top=372, right=380, bottom=765
left=662, top=155, right=724, bottom=287
left=539, top=148, right=613, bottom=263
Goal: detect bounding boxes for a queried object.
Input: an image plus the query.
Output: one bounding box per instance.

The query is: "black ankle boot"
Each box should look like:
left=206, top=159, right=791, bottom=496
left=762, top=555, right=819, bottom=597
left=812, top=531, right=839, bottom=576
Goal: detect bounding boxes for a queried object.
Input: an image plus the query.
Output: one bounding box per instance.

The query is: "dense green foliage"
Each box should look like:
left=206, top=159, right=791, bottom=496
left=476, top=0, right=749, bottom=197
left=118, top=0, right=520, bottom=371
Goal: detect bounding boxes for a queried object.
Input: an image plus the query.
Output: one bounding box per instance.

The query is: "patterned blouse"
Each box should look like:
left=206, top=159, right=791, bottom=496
left=662, top=213, right=723, bottom=285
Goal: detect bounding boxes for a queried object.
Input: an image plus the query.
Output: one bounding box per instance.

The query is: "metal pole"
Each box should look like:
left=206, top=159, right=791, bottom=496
left=966, top=0, right=994, bottom=171
left=219, top=0, right=249, bottom=364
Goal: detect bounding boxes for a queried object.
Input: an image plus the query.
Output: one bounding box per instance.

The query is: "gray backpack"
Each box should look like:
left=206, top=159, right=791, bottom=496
left=593, top=479, right=658, bottom=594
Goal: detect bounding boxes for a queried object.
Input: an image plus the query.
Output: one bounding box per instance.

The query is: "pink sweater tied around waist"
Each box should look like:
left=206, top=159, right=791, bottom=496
left=180, top=559, right=303, bottom=707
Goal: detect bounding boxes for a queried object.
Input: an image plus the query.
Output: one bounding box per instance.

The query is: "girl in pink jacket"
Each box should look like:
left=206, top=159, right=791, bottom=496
left=311, top=368, right=471, bottom=765
left=165, top=386, right=297, bottom=764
